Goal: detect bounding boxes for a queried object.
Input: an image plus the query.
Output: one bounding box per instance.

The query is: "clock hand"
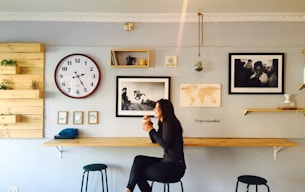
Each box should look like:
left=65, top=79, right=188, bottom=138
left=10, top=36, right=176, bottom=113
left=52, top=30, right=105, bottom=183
left=73, top=71, right=86, bottom=88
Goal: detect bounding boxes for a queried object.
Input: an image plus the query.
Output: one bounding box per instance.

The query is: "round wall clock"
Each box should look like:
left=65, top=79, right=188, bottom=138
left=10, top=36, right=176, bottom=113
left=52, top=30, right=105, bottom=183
left=54, top=54, right=101, bottom=98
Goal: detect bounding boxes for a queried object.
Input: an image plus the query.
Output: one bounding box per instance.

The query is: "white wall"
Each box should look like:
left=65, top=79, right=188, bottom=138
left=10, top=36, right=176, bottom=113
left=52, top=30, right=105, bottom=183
left=0, top=21, right=305, bottom=192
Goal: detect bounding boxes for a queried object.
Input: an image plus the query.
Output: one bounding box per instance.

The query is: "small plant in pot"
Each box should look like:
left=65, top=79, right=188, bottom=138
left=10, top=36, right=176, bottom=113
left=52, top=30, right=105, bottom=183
left=0, top=79, right=9, bottom=90
left=31, top=80, right=38, bottom=89
left=1, top=59, right=17, bottom=66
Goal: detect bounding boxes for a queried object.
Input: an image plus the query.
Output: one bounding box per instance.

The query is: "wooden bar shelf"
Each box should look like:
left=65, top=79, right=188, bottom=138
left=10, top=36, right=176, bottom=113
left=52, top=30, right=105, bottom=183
left=43, top=137, right=297, bottom=160
left=110, top=48, right=150, bottom=68
left=244, top=108, right=305, bottom=115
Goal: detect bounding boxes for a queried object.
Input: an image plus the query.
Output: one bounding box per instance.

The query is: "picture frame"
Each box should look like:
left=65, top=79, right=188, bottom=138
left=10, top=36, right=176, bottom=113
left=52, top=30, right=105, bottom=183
left=57, top=111, right=68, bottom=124
left=229, top=53, right=284, bottom=94
left=88, top=111, right=99, bottom=124
left=73, top=111, right=83, bottom=124
left=116, top=76, right=171, bottom=117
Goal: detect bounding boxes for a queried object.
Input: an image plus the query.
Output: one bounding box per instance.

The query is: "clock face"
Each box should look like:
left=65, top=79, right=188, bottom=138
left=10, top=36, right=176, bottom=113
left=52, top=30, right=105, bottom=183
left=54, top=54, right=101, bottom=98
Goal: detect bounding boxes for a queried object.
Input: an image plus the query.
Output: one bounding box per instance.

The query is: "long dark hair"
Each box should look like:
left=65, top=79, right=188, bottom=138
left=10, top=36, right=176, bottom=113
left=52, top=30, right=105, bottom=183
left=157, top=99, right=183, bottom=130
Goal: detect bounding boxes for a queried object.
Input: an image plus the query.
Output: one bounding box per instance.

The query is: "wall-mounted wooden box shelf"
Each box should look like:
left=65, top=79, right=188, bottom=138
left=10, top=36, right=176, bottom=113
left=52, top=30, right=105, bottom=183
left=0, top=90, right=40, bottom=98
left=0, top=43, right=44, bottom=138
left=0, top=114, right=19, bottom=124
left=244, top=108, right=305, bottom=115
left=110, top=49, right=150, bottom=68
left=0, top=66, right=21, bottom=74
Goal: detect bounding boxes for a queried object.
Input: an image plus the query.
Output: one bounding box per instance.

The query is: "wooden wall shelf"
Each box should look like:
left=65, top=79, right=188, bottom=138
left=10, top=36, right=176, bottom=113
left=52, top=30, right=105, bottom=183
left=0, top=66, right=21, bottom=74
left=0, top=43, right=44, bottom=138
left=244, top=108, right=305, bottom=115
left=110, top=48, right=150, bottom=68
left=43, top=137, right=297, bottom=160
left=0, top=114, right=19, bottom=124
left=0, top=90, right=40, bottom=98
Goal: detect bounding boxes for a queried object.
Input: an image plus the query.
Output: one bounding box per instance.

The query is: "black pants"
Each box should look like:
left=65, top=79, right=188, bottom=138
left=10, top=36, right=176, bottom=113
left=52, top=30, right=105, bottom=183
left=126, top=155, right=185, bottom=192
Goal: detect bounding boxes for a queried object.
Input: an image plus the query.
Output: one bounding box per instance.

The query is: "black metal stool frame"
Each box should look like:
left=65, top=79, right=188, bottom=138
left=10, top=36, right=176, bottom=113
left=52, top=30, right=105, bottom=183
left=150, top=180, right=184, bottom=192
left=81, top=167, right=108, bottom=192
left=235, top=175, right=270, bottom=192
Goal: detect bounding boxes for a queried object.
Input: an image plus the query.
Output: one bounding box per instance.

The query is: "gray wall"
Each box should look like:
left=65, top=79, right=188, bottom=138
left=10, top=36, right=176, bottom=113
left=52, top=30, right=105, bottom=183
left=0, top=20, right=305, bottom=192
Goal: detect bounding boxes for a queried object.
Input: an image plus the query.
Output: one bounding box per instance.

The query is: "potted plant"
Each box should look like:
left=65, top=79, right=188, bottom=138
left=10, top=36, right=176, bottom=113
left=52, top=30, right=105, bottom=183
left=31, top=80, right=38, bottom=89
left=1, top=59, right=17, bottom=66
left=0, top=79, right=9, bottom=90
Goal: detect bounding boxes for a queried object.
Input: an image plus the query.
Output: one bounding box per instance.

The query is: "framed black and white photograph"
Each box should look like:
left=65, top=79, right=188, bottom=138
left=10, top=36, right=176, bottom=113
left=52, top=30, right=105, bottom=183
left=116, top=76, right=171, bottom=117
left=229, top=53, right=284, bottom=94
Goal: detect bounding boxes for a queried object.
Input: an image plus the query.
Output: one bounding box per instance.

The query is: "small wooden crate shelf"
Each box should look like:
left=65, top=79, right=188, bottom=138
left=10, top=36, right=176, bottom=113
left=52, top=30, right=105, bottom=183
left=0, top=90, right=40, bottom=99
left=0, top=114, right=19, bottom=124
left=0, top=66, right=21, bottom=74
left=110, top=48, right=150, bottom=68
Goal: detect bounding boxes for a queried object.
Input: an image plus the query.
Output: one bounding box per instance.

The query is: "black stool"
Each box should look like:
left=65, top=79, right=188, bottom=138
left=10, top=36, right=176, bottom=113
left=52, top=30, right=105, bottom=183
left=236, top=175, right=270, bottom=192
left=81, top=163, right=108, bottom=192
left=145, top=167, right=184, bottom=192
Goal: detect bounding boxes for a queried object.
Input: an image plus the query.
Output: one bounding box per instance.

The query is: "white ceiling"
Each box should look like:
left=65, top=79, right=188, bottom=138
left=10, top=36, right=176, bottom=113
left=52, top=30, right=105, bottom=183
left=0, top=0, right=305, bottom=13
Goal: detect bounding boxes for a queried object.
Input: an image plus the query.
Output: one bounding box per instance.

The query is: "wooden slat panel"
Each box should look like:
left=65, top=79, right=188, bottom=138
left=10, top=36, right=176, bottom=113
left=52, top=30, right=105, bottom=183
left=0, top=90, right=40, bottom=98
left=0, top=123, right=43, bottom=130
left=21, top=68, right=44, bottom=75
left=0, top=43, right=44, bottom=53
left=0, top=43, right=44, bottom=138
left=0, top=129, right=43, bottom=138
left=0, top=98, right=43, bottom=107
left=0, top=53, right=44, bottom=60
left=14, top=60, right=44, bottom=68
left=0, top=106, right=43, bottom=115
left=0, top=115, right=19, bottom=124
left=19, top=115, right=43, bottom=123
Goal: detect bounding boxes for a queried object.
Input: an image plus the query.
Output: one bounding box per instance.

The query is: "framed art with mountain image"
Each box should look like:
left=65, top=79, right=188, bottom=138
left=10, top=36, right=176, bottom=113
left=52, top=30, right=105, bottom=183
left=229, top=53, right=284, bottom=94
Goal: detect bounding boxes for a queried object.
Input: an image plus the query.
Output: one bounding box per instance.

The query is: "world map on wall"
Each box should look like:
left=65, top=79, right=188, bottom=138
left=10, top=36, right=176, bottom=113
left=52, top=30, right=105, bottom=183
left=180, top=84, right=221, bottom=107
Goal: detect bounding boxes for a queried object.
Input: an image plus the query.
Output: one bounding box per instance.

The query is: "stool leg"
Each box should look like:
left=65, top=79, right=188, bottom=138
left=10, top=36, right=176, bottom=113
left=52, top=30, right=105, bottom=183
left=151, top=181, right=155, bottom=192
left=256, top=185, right=258, bottom=192
left=81, top=171, right=86, bottom=192
left=179, top=181, right=184, bottom=192
left=163, top=183, right=166, bottom=192
left=265, top=184, right=270, bottom=192
left=235, top=181, right=239, bottom=192
left=100, top=170, right=104, bottom=192
left=246, top=184, right=250, bottom=192
left=104, top=169, right=109, bottom=192
left=167, top=183, right=169, bottom=192
left=85, top=171, right=89, bottom=192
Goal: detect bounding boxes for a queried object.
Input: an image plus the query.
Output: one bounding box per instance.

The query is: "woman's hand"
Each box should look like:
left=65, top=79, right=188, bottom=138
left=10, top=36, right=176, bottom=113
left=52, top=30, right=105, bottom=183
left=142, top=115, right=153, bottom=132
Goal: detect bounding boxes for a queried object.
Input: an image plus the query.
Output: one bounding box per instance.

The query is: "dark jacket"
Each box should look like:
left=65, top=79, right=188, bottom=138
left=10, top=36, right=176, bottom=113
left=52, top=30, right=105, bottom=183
left=149, top=120, right=186, bottom=169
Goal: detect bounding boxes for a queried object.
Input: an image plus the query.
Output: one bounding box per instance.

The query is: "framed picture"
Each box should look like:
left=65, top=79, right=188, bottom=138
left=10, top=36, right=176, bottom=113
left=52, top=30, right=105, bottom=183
left=229, top=53, right=284, bottom=94
left=116, top=76, right=171, bottom=117
left=57, top=111, right=68, bottom=124
left=88, top=111, right=99, bottom=124
left=73, top=111, right=83, bottom=124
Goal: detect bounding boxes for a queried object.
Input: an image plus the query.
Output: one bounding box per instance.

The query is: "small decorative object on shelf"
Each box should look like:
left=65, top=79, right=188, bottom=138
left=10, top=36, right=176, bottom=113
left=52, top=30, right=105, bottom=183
left=110, top=49, right=150, bottom=68
left=0, top=79, right=9, bottom=90
left=31, top=80, right=38, bottom=89
left=0, top=59, right=17, bottom=66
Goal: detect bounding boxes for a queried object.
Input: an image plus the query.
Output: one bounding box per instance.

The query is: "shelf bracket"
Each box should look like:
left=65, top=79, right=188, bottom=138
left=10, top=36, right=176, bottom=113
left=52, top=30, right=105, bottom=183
left=273, top=146, right=283, bottom=160
left=55, top=146, right=63, bottom=159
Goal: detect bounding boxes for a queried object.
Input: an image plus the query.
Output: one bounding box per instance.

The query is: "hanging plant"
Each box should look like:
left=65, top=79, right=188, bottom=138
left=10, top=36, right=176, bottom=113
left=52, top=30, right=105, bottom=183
left=1, top=59, right=17, bottom=66
left=195, top=12, right=203, bottom=72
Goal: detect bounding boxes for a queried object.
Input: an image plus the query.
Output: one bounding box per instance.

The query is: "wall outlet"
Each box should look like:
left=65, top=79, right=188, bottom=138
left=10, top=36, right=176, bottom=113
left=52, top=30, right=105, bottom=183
left=8, top=186, right=18, bottom=192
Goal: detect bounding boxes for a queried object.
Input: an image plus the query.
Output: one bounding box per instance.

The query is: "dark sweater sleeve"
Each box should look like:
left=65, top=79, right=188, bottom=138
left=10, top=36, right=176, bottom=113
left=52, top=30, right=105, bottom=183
left=149, top=121, right=175, bottom=150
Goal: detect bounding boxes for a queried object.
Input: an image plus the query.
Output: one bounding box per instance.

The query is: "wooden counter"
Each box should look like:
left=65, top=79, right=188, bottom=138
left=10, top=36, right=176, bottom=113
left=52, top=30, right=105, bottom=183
left=43, top=137, right=297, bottom=147
left=43, top=137, right=297, bottom=160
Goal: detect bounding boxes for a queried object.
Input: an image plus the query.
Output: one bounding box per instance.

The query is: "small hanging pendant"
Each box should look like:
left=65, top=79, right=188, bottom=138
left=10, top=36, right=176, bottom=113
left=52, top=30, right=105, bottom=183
left=195, top=60, right=203, bottom=72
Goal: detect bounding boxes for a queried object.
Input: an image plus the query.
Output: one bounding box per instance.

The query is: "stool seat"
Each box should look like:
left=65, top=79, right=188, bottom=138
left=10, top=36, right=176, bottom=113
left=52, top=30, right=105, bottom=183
left=236, top=175, right=270, bottom=192
left=238, top=175, right=267, bottom=185
left=83, top=163, right=107, bottom=171
left=81, top=163, right=108, bottom=192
